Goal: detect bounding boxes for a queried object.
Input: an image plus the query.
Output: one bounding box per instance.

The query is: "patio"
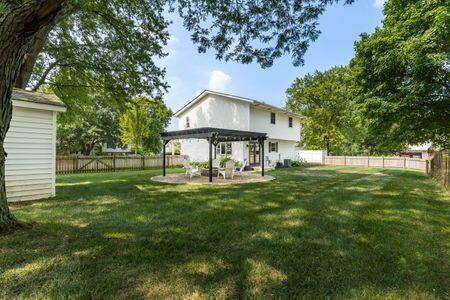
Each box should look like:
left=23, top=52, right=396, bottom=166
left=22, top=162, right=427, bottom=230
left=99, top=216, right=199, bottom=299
left=161, top=127, right=268, bottom=182
left=151, top=172, right=275, bottom=185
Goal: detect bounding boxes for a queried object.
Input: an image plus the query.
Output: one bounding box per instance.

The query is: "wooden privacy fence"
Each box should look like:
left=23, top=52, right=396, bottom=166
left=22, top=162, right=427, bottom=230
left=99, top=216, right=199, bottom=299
left=56, top=155, right=188, bottom=174
left=324, top=156, right=428, bottom=172
left=428, top=151, right=449, bottom=189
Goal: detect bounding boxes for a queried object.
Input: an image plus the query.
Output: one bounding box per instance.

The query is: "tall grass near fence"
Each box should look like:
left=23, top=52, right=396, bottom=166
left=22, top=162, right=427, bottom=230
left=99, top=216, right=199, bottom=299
left=56, top=155, right=187, bottom=174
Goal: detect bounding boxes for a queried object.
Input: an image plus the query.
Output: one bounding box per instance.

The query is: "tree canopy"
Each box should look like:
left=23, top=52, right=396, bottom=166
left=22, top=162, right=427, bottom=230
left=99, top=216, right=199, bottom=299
left=350, top=0, right=449, bottom=150
left=57, top=101, right=121, bottom=155
left=286, top=66, right=366, bottom=155
left=119, top=96, right=171, bottom=154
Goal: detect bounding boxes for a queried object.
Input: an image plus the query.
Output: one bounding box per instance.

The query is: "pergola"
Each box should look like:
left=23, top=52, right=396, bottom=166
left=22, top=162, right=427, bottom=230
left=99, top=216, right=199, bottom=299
left=161, top=127, right=267, bottom=182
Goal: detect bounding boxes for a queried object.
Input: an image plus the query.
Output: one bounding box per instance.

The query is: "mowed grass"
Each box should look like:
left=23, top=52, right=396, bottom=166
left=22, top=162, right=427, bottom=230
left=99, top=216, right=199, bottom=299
left=1, top=166, right=449, bottom=299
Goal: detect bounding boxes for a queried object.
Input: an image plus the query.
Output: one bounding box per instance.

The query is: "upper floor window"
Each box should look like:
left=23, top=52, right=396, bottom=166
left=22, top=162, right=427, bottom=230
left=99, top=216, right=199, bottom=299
left=185, top=116, right=190, bottom=128
left=270, top=112, right=276, bottom=124
left=288, top=117, right=293, bottom=128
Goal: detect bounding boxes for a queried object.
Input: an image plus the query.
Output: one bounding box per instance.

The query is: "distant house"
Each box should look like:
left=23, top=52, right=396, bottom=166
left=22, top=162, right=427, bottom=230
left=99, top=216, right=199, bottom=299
left=5, top=89, right=66, bottom=202
left=174, top=90, right=302, bottom=166
left=101, top=143, right=132, bottom=155
left=400, top=143, right=434, bottom=159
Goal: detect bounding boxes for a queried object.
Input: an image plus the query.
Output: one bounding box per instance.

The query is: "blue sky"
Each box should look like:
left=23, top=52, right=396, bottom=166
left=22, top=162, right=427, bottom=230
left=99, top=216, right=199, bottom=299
left=162, top=0, right=386, bottom=129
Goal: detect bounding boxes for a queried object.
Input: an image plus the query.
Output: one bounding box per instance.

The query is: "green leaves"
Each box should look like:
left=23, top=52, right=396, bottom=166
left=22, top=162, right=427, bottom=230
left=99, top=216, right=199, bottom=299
left=350, top=0, right=449, bottom=150
left=119, top=96, right=172, bottom=154
left=30, top=0, right=170, bottom=109
left=177, top=0, right=353, bottom=68
left=286, top=66, right=366, bottom=155
left=57, top=102, right=121, bottom=155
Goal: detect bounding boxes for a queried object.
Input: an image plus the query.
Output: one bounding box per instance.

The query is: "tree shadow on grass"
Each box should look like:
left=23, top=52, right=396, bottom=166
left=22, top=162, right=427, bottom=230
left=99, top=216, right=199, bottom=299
left=1, top=167, right=449, bottom=298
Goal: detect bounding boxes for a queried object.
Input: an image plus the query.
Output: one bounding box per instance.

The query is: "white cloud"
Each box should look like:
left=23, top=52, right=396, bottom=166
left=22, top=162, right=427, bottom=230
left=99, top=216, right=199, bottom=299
left=373, top=0, right=386, bottom=8
left=208, top=70, right=231, bottom=91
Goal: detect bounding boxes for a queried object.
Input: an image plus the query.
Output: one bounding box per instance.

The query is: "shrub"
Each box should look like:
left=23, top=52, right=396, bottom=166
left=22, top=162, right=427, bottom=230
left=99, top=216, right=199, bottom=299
left=190, top=161, right=209, bottom=168
left=219, top=156, right=232, bottom=167
left=291, top=160, right=301, bottom=167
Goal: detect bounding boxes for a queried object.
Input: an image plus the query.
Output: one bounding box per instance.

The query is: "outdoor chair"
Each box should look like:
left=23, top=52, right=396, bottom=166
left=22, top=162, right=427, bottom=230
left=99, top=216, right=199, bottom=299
left=182, top=161, right=201, bottom=179
left=219, top=160, right=235, bottom=179
left=212, top=159, right=220, bottom=176
left=234, top=159, right=247, bottom=177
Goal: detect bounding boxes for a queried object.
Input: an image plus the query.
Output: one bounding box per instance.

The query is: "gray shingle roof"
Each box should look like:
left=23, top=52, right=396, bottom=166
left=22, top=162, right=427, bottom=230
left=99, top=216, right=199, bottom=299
left=12, top=88, right=65, bottom=107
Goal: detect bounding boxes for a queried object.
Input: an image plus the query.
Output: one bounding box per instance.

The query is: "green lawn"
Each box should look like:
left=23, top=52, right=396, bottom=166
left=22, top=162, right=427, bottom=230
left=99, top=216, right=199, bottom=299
left=1, top=166, right=449, bottom=299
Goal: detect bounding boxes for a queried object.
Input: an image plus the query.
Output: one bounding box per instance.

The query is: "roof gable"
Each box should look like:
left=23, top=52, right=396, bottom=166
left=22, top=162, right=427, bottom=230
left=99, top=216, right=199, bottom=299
left=174, top=90, right=302, bottom=118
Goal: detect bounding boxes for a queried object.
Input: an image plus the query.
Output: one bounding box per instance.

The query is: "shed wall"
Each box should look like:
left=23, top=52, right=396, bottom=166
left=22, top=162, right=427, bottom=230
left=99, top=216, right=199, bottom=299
left=4, top=106, right=56, bottom=202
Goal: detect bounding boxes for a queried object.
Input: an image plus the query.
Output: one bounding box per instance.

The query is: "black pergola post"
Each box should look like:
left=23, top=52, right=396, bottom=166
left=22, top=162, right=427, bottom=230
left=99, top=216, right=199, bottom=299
left=208, top=138, right=213, bottom=182
left=163, top=140, right=168, bottom=176
left=260, top=139, right=265, bottom=177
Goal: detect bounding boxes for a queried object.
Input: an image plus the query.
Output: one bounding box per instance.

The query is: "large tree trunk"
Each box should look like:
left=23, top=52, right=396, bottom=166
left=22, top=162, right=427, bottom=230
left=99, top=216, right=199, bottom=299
left=14, top=24, right=54, bottom=89
left=0, top=0, right=66, bottom=233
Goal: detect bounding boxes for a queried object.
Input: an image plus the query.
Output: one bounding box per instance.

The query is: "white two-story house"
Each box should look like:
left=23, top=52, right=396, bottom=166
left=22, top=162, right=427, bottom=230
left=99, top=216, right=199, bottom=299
left=174, top=90, right=302, bottom=166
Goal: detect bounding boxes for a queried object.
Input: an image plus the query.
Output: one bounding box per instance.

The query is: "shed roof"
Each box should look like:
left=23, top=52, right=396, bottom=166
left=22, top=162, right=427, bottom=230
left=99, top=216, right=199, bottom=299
left=12, top=88, right=66, bottom=108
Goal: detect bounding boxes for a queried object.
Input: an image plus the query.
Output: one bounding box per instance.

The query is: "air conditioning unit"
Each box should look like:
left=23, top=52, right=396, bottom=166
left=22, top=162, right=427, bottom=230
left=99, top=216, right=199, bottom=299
left=284, top=159, right=292, bottom=167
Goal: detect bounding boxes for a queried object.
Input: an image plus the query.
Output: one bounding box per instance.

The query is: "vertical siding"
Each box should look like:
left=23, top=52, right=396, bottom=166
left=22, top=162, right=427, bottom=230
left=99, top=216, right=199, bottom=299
left=4, top=106, right=55, bottom=202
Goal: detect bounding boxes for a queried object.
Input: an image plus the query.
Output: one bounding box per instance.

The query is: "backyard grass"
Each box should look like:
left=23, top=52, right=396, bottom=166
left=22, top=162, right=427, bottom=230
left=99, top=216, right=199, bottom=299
left=1, top=166, right=449, bottom=299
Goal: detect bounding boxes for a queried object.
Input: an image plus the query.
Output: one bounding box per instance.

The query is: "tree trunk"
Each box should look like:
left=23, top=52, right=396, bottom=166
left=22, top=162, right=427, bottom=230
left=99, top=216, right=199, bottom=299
left=32, top=60, right=58, bottom=91
left=14, top=24, right=54, bottom=89
left=0, top=0, right=66, bottom=233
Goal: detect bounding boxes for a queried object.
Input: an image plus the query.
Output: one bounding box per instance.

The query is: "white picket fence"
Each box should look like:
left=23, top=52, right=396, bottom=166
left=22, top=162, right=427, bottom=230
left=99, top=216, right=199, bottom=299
left=324, top=156, right=428, bottom=172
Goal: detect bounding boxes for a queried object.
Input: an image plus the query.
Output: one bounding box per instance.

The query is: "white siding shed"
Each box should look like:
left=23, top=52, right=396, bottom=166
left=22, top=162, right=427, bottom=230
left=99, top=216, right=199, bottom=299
left=5, top=89, right=66, bottom=202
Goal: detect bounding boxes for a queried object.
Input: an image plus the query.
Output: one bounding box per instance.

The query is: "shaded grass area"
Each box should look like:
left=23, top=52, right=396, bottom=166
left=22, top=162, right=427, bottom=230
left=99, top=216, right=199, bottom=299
left=1, top=166, right=449, bottom=298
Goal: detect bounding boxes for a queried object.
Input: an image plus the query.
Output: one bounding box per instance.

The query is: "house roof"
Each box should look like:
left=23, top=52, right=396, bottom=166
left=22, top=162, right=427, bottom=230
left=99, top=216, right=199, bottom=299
left=405, top=143, right=433, bottom=151
left=161, top=127, right=267, bottom=142
left=12, top=88, right=66, bottom=108
left=174, top=90, right=302, bottom=118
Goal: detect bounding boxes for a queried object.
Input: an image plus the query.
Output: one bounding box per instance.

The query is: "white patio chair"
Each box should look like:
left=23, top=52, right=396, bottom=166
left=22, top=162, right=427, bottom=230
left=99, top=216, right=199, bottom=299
left=219, top=160, right=235, bottom=179
left=182, top=161, right=201, bottom=179
left=212, top=159, right=220, bottom=176
left=234, top=159, right=247, bottom=177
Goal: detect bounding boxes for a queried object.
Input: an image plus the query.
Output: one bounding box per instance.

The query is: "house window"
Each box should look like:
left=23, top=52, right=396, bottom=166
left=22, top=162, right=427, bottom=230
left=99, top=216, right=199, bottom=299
left=185, top=116, right=190, bottom=128
left=269, top=142, right=278, bottom=153
left=217, top=142, right=232, bottom=156
left=270, top=112, right=276, bottom=124
left=289, top=117, right=293, bottom=128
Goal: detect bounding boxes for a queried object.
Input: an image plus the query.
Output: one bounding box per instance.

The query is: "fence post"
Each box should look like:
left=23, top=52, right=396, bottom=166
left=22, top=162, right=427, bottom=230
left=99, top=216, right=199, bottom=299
left=382, top=156, right=385, bottom=168
left=344, top=156, right=346, bottom=166
left=426, top=160, right=429, bottom=174
left=442, top=154, right=448, bottom=187
left=404, top=157, right=406, bottom=169
left=113, top=155, right=116, bottom=172
left=142, top=155, right=145, bottom=170
left=367, top=156, right=370, bottom=168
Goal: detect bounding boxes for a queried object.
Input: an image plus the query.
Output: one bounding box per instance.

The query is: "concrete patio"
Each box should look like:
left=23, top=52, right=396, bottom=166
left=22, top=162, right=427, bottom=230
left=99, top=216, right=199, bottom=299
left=151, top=172, right=275, bottom=185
